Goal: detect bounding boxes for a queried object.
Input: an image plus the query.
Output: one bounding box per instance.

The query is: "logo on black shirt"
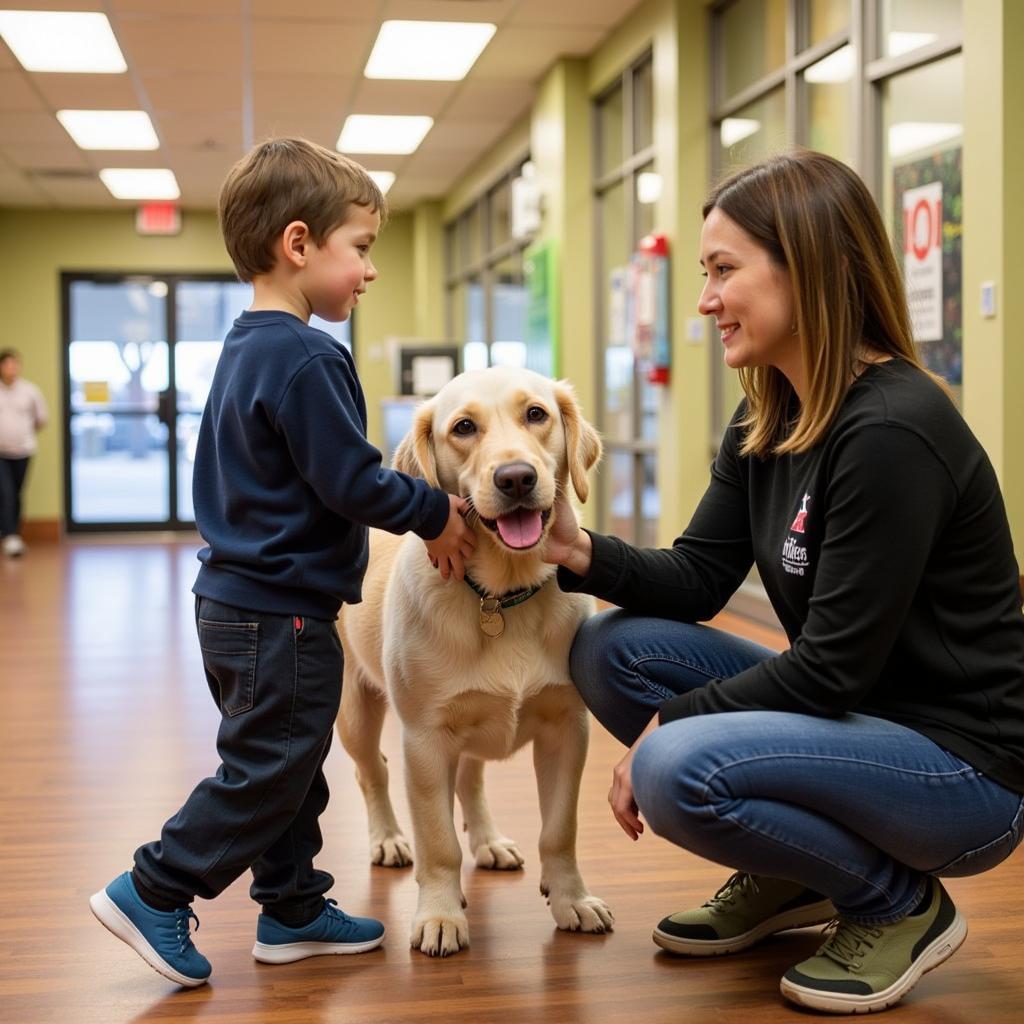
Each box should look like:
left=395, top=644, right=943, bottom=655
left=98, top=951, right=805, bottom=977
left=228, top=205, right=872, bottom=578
left=782, top=493, right=811, bottom=576
left=790, top=493, right=810, bottom=533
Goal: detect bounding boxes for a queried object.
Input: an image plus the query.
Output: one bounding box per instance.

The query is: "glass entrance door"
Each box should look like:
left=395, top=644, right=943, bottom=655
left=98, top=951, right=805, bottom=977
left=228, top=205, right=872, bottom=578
left=63, top=274, right=249, bottom=531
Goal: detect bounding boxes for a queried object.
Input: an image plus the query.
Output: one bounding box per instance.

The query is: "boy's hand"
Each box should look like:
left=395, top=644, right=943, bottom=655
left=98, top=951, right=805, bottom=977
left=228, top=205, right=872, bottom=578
left=425, top=494, right=476, bottom=581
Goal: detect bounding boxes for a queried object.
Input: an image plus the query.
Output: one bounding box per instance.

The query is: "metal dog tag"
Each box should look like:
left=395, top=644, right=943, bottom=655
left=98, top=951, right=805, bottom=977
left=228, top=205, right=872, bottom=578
left=479, top=597, right=505, bottom=638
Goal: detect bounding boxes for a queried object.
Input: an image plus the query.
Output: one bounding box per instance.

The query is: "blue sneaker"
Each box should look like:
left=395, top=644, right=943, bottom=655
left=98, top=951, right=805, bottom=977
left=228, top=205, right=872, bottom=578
left=252, top=899, right=385, bottom=964
left=89, top=872, right=211, bottom=987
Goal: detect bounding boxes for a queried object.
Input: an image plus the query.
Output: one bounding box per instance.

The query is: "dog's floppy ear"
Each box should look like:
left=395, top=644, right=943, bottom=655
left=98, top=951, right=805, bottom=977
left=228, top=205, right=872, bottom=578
left=554, top=380, right=602, bottom=503
left=391, top=400, right=439, bottom=487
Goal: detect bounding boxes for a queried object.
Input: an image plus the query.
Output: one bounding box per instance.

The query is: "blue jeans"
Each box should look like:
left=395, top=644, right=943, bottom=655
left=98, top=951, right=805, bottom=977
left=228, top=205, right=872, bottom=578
left=570, top=610, right=1024, bottom=924
left=133, top=597, right=343, bottom=922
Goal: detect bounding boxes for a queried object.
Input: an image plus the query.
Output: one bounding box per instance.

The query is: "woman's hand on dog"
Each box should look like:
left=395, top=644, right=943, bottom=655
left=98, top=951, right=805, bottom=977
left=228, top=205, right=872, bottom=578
left=609, top=712, right=659, bottom=841
left=541, top=491, right=594, bottom=576
left=425, top=494, right=477, bottom=581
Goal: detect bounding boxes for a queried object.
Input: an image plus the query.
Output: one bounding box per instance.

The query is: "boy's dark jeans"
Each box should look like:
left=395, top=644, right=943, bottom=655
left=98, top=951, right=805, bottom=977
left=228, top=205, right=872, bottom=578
left=132, top=597, right=343, bottom=924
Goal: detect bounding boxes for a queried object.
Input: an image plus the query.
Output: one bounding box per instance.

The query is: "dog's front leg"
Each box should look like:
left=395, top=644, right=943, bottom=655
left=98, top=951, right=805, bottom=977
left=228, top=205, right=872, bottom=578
left=404, top=731, right=469, bottom=956
left=533, top=706, right=614, bottom=934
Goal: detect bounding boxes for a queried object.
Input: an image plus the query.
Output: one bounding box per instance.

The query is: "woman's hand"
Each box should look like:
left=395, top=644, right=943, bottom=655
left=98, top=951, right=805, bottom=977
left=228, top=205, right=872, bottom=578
left=542, top=491, right=593, bottom=575
left=609, top=712, right=660, bottom=840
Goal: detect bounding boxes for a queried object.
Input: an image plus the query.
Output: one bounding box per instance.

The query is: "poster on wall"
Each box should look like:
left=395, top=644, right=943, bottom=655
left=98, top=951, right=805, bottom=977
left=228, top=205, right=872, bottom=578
left=892, top=146, right=962, bottom=387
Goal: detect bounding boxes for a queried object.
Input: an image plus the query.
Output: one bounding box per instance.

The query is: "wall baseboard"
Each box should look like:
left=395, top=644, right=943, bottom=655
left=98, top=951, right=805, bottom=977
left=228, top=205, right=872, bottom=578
left=21, top=519, right=61, bottom=543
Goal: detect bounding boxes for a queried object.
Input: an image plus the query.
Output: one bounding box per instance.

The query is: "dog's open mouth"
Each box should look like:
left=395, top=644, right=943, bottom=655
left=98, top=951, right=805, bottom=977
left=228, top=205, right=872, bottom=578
left=478, top=507, right=551, bottom=550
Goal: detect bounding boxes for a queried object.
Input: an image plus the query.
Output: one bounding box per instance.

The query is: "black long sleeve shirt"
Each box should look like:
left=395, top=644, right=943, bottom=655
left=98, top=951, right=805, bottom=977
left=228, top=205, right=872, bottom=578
left=192, top=310, right=449, bottom=618
left=560, top=360, right=1024, bottom=793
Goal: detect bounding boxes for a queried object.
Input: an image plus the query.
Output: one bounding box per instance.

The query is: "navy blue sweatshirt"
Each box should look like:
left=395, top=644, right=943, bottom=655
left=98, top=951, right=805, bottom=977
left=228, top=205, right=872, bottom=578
left=192, top=310, right=449, bottom=618
left=559, top=360, right=1024, bottom=793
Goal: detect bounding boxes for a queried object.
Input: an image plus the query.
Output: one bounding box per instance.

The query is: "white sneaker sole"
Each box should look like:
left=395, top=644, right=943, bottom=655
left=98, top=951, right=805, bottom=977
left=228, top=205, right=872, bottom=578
left=252, top=934, right=384, bottom=964
left=779, top=909, right=968, bottom=1014
left=89, top=888, right=209, bottom=988
left=653, top=898, right=835, bottom=956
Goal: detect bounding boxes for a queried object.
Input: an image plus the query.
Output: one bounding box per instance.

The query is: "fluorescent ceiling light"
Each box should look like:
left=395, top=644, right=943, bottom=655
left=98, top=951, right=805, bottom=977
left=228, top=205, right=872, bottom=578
left=720, top=118, right=761, bottom=148
left=57, top=110, right=159, bottom=151
left=887, top=31, right=938, bottom=58
left=636, top=172, right=662, bottom=205
left=337, top=115, right=433, bottom=155
left=365, top=20, right=496, bottom=80
left=100, top=168, right=180, bottom=200
left=0, top=11, right=126, bottom=73
left=888, top=121, right=961, bottom=159
left=804, top=44, right=854, bottom=84
left=368, top=171, right=396, bottom=195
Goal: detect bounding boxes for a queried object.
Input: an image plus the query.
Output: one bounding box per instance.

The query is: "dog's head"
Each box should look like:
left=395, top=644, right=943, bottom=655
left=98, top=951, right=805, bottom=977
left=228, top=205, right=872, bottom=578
left=393, top=367, right=601, bottom=556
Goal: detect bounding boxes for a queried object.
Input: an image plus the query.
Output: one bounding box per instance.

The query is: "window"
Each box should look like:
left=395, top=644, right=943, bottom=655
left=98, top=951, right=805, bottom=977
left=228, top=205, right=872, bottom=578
left=594, top=52, right=659, bottom=545
left=445, top=159, right=532, bottom=372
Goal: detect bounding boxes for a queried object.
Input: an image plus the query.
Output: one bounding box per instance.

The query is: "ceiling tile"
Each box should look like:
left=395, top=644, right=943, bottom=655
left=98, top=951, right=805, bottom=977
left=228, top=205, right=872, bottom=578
left=252, top=73, right=356, bottom=116
left=141, top=72, right=242, bottom=114
left=0, top=111, right=69, bottom=145
left=39, top=175, right=117, bottom=207
left=382, top=0, right=515, bottom=22
left=3, top=142, right=91, bottom=172
left=442, top=79, right=535, bottom=120
left=250, top=20, right=376, bottom=76
left=116, top=15, right=243, bottom=73
left=0, top=71, right=46, bottom=112
left=250, top=1, right=376, bottom=20
left=31, top=72, right=142, bottom=110
left=350, top=79, right=456, bottom=118
left=154, top=112, right=244, bottom=151
left=252, top=110, right=343, bottom=150
left=111, top=0, right=245, bottom=13
left=0, top=169, right=50, bottom=206
left=471, top=26, right=606, bottom=79
left=510, top=0, right=646, bottom=29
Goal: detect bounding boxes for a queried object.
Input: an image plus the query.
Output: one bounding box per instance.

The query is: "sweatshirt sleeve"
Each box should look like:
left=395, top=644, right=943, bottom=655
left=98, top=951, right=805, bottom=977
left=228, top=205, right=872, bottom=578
left=30, top=384, right=48, bottom=430
left=659, top=423, right=958, bottom=723
left=275, top=354, right=450, bottom=540
left=557, top=425, right=754, bottom=621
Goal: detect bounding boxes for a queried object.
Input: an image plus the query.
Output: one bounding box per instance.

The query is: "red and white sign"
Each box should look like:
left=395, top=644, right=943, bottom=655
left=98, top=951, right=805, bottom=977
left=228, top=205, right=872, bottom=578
left=135, top=201, right=181, bottom=236
left=902, top=181, right=942, bottom=342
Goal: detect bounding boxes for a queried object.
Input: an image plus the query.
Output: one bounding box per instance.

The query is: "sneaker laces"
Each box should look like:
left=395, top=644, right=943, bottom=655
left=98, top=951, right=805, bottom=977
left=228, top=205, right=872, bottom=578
left=322, top=898, right=352, bottom=924
left=174, top=907, right=201, bottom=955
left=704, top=872, right=759, bottom=914
left=817, top=918, right=883, bottom=972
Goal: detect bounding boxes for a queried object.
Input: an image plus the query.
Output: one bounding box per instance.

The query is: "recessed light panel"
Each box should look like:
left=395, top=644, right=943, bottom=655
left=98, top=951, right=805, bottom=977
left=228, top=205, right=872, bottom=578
left=99, top=168, right=180, bottom=201
left=368, top=171, right=396, bottom=195
left=0, top=11, right=127, bottom=73
left=337, top=115, right=433, bottom=155
left=58, top=111, right=159, bottom=151
left=365, top=20, right=496, bottom=81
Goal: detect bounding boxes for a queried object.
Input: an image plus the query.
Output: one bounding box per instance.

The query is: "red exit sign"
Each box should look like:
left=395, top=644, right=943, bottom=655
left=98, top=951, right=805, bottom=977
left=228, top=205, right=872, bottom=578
left=135, top=201, right=181, bottom=236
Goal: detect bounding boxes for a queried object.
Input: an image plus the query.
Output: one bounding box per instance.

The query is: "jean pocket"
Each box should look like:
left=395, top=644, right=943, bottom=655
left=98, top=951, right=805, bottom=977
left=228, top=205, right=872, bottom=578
left=934, top=796, right=1024, bottom=878
left=198, top=619, right=259, bottom=717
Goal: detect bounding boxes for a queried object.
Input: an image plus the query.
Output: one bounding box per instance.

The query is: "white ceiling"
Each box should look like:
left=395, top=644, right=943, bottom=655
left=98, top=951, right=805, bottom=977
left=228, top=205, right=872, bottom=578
left=0, top=0, right=646, bottom=211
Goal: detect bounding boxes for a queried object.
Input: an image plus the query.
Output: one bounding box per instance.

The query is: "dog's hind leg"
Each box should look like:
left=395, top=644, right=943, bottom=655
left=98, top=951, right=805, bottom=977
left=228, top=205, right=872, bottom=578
left=455, top=755, right=525, bottom=871
left=336, top=668, right=413, bottom=867
left=532, top=702, right=614, bottom=933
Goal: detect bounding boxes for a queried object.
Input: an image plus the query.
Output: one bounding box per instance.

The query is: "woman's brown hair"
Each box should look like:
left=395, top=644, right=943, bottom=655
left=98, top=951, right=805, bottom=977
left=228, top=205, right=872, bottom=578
left=705, top=149, right=942, bottom=457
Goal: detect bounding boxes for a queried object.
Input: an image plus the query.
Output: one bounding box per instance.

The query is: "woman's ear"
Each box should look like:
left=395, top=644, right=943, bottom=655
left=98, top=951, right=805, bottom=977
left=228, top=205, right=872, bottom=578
left=392, top=400, right=439, bottom=487
left=554, top=381, right=602, bottom=503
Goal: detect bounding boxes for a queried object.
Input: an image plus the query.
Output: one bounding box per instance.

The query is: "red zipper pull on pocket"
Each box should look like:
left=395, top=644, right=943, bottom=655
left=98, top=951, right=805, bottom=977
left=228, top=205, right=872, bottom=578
left=294, top=616, right=303, bottom=632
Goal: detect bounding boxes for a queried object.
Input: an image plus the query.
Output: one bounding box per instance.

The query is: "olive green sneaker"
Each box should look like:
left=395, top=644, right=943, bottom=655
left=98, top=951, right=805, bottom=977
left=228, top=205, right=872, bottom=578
left=780, top=878, right=967, bottom=1014
left=653, top=872, right=834, bottom=956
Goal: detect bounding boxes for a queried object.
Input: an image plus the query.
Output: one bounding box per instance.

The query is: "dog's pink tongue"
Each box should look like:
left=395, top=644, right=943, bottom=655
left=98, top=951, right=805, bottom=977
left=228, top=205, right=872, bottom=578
left=496, top=509, right=544, bottom=549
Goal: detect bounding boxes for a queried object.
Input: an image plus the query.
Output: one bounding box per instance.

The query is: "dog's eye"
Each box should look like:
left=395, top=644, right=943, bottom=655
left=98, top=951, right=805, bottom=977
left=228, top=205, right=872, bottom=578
left=452, top=418, right=476, bottom=436
left=526, top=406, right=548, bottom=424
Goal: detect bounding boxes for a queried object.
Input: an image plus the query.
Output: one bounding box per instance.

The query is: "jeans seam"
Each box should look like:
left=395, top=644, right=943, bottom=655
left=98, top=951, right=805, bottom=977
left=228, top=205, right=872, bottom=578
left=706, top=752, right=977, bottom=782
left=629, top=655, right=718, bottom=701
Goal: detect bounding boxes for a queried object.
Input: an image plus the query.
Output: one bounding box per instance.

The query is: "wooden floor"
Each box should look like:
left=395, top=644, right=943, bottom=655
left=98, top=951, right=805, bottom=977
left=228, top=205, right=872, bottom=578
left=1, top=537, right=1021, bottom=1024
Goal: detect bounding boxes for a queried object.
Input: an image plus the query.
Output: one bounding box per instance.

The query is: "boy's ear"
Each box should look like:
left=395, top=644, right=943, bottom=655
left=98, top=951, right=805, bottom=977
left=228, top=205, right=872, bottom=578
left=281, top=220, right=311, bottom=268
left=554, top=380, right=602, bottom=503
left=392, top=400, right=439, bottom=487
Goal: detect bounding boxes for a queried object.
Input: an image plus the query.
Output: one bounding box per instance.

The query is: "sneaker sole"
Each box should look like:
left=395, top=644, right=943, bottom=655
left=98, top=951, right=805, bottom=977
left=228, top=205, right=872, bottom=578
left=653, top=899, right=835, bottom=957
left=252, top=935, right=385, bottom=964
left=89, top=889, right=209, bottom=988
left=779, top=909, right=968, bottom=1014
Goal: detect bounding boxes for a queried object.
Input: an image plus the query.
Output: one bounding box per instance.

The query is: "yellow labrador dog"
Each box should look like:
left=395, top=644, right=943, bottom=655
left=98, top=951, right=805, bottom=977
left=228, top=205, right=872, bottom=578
left=336, top=366, right=612, bottom=957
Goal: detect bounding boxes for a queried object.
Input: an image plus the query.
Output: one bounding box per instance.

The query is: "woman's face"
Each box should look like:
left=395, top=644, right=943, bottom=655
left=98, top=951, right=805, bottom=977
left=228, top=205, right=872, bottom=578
left=698, top=207, right=801, bottom=389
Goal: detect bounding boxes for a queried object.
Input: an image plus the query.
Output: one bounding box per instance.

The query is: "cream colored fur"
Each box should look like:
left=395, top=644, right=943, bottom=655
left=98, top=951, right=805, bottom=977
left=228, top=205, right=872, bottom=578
left=336, top=366, right=612, bottom=957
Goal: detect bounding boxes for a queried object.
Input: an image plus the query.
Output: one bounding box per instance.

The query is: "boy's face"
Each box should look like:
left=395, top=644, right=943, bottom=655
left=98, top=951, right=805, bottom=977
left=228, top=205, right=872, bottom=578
left=304, top=204, right=381, bottom=322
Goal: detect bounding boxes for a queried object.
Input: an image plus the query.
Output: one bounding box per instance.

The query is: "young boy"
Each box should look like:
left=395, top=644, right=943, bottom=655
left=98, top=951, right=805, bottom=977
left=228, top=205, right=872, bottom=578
left=89, top=137, right=475, bottom=987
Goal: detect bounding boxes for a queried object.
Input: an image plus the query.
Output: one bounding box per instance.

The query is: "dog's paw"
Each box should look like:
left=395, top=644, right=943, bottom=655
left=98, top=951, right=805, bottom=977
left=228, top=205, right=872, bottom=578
left=370, top=836, right=413, bottom=868
left=411, top=913, right=469, bottom=957
left=548, top=893, right=614, bottom=933
left=473, top=837, right=525, bottom=870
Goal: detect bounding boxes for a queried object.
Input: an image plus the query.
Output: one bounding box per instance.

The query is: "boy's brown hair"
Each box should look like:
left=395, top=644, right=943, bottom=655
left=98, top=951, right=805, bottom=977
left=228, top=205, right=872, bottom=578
left=218, top=137, right=387, bottom=282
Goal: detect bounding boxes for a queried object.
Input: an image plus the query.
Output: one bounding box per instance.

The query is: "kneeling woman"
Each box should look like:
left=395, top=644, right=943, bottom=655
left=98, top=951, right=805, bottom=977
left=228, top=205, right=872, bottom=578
left=543, top=149, right=1024, bottom=1015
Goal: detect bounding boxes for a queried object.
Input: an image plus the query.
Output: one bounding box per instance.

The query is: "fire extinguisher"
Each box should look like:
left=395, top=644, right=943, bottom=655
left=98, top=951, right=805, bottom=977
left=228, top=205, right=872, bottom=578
left=632, top=232, right=671, bottom=385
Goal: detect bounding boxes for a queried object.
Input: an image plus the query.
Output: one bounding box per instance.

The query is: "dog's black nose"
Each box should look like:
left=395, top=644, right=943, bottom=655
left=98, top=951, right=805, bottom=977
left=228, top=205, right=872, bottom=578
left=494, top=461, right=537, bottom=499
